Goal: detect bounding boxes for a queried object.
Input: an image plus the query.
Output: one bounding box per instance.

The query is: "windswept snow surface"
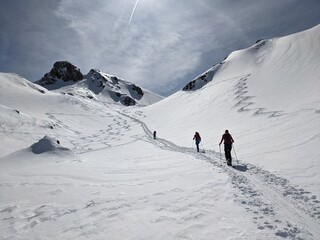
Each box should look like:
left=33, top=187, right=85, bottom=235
left=1, top=25, right=320, bottom=240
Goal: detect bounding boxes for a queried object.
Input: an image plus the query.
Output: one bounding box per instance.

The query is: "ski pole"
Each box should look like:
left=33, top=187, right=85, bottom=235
left=219, top=145, right=222, bottom=166
left=233, top=144, right=239, bottom=164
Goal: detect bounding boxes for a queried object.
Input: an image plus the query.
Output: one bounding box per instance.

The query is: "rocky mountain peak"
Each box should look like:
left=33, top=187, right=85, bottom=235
left=37, top=61, right=83, bottom=86
left=34, top=62, right=163, bottom=106
left=86, top=69, right=144, bottom=106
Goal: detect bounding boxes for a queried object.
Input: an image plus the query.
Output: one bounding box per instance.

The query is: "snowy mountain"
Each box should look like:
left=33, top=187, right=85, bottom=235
left=143, top=24, right=320, bottom=190
left=62, top=69, right=163, bottom=106
left=140, top=24, right=320, bottom=237
left=36, top=61, right=163, bottom=106
left=1, top=25, right=320, bottom=239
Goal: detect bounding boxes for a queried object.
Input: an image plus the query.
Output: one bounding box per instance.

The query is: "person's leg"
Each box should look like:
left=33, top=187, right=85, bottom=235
left=196, top=140, right=200, bottom=152
left=225, top=144, right=232, bottom=165
left=227, top=150, right=232, bottom=162
left=224, top=144, right=229, bottom=160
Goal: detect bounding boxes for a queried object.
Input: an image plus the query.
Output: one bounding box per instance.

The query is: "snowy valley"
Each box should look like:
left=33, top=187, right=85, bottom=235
left=0, top=25, right=320, bottom=240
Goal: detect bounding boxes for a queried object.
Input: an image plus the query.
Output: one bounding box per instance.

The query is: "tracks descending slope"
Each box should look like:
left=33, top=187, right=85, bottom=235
left=120, top=109, right=320, bottom=240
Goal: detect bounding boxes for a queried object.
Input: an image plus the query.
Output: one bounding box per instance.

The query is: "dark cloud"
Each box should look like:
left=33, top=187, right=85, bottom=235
left=0, top=0, right=319, bottom=96
left=0, top=0, right=82, bottom=79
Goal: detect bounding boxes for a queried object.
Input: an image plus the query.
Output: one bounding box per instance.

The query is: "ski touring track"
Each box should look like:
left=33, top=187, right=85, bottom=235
left=2, top=100, right=319, bottom=239
left=120, top=109, right=320, bottom=240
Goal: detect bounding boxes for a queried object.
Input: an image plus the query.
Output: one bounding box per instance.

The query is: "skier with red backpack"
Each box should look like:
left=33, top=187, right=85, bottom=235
left=193, top=132, right=201, bottom=152
left=219, top=129, right=234, bottom=166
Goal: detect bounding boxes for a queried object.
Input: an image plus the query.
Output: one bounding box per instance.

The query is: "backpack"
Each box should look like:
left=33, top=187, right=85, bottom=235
left=195, top=132, right=201, bottom=141
left=223, top=133, right=232, bottom=144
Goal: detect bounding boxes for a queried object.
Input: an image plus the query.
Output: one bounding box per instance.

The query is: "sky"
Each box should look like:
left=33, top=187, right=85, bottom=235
left=0, top=0, right=319, bottom=96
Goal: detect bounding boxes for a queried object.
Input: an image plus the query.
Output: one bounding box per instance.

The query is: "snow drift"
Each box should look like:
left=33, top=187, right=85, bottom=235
left=30, top=135, right=70, bottom=154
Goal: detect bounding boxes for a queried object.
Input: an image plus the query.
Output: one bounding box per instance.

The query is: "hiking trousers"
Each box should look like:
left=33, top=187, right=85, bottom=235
left=224, top=143, right=232, bottom=160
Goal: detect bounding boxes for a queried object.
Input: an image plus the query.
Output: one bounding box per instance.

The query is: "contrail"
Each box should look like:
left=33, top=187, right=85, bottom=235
left=128, top=0, right=139, bottom=24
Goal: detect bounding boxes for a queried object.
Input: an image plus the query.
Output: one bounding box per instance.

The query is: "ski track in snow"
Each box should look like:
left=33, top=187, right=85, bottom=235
left=1, top=104, right=320, bottom=239
left=120, top=109, right=320, bottom=239
left=233, top=75, right=283, bottom=117
left=45, top=110, right=136, bottom=154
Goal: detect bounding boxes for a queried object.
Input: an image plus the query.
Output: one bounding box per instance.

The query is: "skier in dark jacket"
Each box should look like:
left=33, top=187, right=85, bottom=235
left=153, top=131, right=157, bottom=140
left=219, top=129, right=234, bottom=166
left=193, top=132, right=201, bottom=152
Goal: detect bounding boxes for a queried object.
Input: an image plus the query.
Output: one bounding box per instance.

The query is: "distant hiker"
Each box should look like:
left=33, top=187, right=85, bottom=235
left=219, top=130, right=234, bottom=166
left=193, top=132, right=201, bottom=152
left=57, top=140, right=60, bottom=145
left=153, top=131, right=157, bottom=139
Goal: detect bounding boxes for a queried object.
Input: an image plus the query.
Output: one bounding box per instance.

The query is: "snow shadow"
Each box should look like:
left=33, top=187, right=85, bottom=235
left=232, top=164, right=248, bottom=172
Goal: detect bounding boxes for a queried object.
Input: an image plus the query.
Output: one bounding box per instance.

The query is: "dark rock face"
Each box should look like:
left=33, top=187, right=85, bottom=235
left=87, top=69, right=142, bottom=106
left=38, top=61, right=83, bottom=85
left=121, top=96, right=136, bottom=106
left=183, top=80, right=196, bottom=91
left=183, top=73, right=208, bottom=91
left=182, top=62, right=223, bottom=91
left=51, top=61, right=83, bottom=81
left=131, top=85, right=144, bottom=97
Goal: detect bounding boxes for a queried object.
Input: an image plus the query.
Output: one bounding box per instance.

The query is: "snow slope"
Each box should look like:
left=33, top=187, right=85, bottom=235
left=0, top=73, right=260, bottom=239
left=142, top=24, right=320, bottom=195
left=1, top=25, right=320, bottom=240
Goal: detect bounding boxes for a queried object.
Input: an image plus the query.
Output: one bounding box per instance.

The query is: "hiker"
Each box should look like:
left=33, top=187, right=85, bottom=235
left=219, top=129, right=234, bottom=166
left=153, top=131, right=157, bottom=139
left=193, top=132, right=201, bottom=152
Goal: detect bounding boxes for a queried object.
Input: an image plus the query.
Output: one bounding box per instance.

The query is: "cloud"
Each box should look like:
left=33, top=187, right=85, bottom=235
left=54, top=0, right=254, bottom=94
left=0, top=0, right=81, bottom=78
left=0, top=0, right=319, bottom=95
left=54, top=0, right=211, bottom=92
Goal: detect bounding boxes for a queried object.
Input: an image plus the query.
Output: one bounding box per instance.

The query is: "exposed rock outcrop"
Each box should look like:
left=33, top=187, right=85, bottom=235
left=37, top=61, right=83, bottom=86
left=182, top=63, right=223, bottom=91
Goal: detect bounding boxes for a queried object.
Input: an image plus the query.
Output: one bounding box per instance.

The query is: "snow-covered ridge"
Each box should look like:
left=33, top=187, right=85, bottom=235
left=182, top=63, right=223, bottom=91
left=2, top=72, right=48, bottom=95
left=181, top=39, right=269, bottom=92
left=182, top=25, right=320, bottom=101
left=83, top=69, right=163, bottom=106
left=36, top=62, right=163, bottom=106
left=142, top=24, right=320, bottom=194
left=55, top=69, right=163, bottom=106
